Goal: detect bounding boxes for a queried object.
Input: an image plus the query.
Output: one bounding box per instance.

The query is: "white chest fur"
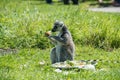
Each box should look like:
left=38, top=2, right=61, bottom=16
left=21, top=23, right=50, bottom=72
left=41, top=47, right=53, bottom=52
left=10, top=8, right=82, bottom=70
left=55, top=32, right=63, bottom=58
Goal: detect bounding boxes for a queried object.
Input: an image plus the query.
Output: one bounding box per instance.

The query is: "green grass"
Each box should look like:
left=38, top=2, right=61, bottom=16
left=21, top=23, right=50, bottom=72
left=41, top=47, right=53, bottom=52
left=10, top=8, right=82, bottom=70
left=0, top=46, right=120, bottom=80
left=0, top=0, right=120, bottom=80
left=0, top=0, right=120, bottom=49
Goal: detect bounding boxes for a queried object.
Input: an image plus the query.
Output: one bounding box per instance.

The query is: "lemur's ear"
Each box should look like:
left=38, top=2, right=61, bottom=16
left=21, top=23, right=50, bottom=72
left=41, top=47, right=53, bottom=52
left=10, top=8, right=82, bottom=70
left=55, top=20, right=63, bottom=22
left=55, top=20, right=59, bottom=23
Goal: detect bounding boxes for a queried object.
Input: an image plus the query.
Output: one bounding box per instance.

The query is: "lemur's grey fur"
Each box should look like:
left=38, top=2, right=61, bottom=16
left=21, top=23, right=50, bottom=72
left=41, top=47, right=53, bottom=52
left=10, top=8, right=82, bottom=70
left=48, top=20, right=75, bottom=64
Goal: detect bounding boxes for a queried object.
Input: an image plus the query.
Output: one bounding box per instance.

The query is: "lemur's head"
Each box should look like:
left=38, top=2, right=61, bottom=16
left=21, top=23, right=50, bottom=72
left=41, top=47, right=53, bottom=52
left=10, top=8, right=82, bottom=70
left=51, top=20, right=64, bottom=32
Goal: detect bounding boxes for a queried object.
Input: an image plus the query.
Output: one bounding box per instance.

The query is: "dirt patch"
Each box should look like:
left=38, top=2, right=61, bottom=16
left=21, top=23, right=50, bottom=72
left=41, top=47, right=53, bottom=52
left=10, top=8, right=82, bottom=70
left=0, top=48, right=18, bottom=55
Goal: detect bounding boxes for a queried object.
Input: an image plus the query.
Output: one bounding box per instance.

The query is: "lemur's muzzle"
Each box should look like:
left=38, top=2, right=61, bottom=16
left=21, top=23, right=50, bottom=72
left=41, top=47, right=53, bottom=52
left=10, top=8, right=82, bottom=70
left=51, top=26, right=57, bottom=32
left=51, top=28, right=56, bottom=32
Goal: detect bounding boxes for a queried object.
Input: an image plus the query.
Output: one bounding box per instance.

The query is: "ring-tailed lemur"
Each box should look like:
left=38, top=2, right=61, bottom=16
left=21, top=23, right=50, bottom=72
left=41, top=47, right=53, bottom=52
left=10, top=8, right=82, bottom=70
left=48, top=20, right=75, bottom=64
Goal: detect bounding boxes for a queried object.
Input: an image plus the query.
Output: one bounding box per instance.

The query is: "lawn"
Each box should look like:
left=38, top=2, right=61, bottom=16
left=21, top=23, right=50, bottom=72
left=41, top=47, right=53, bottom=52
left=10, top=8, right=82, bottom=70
left=0, top=0, right=120, bottom=80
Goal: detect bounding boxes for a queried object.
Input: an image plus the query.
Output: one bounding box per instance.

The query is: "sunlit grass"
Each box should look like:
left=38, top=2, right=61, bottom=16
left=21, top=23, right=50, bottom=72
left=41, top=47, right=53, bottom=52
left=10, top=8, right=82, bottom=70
left=0, top=0, right=120, bottom=49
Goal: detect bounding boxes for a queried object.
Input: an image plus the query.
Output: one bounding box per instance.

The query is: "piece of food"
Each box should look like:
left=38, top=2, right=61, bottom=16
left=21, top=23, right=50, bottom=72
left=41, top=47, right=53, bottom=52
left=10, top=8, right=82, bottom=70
left=39, top=61, right=45, bottom=65
left=45, top=31, right=51, bottom=37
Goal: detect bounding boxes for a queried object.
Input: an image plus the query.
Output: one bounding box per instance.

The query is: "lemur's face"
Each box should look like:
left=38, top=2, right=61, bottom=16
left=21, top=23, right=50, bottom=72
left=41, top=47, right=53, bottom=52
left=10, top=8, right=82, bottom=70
left=52, top=20, right=64, bottom=32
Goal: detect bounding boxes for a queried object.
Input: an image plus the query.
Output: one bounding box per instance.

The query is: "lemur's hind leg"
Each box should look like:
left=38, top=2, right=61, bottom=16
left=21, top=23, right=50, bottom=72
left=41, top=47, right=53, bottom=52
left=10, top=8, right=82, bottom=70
left=59, top=48, right=74, bottom=62
left=50, top=47, right=57, bottom=64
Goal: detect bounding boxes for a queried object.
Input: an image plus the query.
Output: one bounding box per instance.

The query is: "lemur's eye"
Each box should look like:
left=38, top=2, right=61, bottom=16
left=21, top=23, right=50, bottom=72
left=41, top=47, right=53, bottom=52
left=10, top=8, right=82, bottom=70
left=60, top=24, right=63, bottom=27
left=54, top=26, right=57, bottom=29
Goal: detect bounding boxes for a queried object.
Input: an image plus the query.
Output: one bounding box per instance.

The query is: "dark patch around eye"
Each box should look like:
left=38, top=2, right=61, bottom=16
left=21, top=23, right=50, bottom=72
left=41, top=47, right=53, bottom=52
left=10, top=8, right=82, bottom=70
left=54, top=26, right=57, bottom=29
